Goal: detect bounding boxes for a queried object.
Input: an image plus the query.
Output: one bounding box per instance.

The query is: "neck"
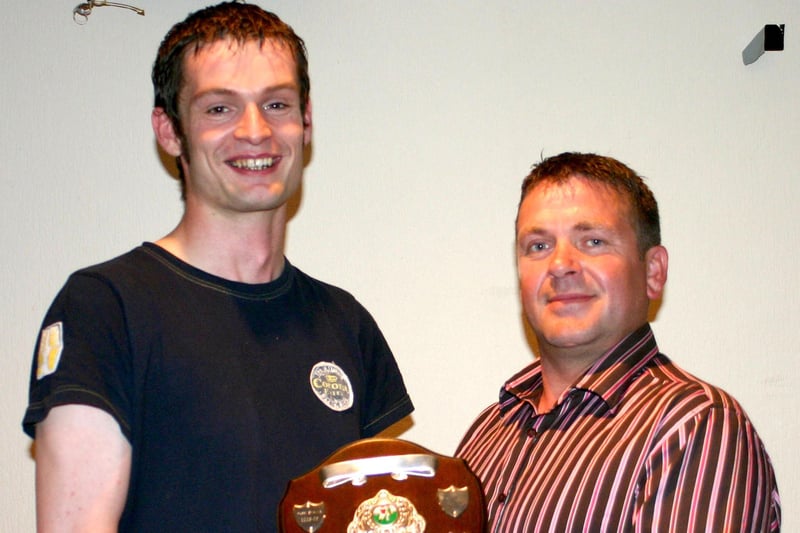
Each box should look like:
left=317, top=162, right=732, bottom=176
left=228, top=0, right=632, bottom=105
left=535, top=346, right=599, bottom=413
left=157, top=205, right=288, bottom=284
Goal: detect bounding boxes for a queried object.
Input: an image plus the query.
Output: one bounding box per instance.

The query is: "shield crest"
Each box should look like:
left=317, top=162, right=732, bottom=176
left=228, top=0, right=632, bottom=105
left=437, top=485, right=469, bottom=518
left=293, top=501, right=326, bottom=532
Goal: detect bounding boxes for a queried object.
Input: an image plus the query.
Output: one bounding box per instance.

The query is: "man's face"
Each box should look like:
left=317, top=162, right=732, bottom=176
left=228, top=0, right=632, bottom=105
left=516, top=176, right=666, bottom=360
left=157, top=38, right=311, bottom=216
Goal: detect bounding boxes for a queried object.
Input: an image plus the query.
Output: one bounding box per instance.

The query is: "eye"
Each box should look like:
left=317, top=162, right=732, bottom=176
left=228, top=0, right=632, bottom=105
left=522, top=241, right=550, bottom=255
left=263, top=101, right=291, bottom=113
left=586, top=238, right=604, bottom=247
left=206, top=105, right=229, bottom=115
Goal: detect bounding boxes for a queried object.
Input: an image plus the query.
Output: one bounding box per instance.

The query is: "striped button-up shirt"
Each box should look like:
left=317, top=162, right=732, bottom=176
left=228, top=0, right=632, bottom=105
left=456, top=324, right=780, bottom=532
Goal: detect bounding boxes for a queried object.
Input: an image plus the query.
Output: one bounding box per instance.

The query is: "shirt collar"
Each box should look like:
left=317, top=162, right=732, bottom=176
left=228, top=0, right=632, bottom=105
left=499, top=323, right=660, bottom=415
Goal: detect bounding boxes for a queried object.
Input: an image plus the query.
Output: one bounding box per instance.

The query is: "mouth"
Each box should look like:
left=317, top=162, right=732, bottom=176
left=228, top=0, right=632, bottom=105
left=228, top=157, right=275, bottom=171
left=548, top=293, right=593, bottom=305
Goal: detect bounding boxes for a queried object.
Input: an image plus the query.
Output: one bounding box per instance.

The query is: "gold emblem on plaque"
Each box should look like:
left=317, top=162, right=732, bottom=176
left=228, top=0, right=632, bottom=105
left=293, top=501, right=326, bottom=532
left=347, top=489, right=426, bottom=532
left=437, top=485, right=469, bottom=518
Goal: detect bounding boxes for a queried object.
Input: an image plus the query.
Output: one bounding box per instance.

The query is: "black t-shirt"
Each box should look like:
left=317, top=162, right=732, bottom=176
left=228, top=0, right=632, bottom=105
left=24, top=243, right=413, bottom=531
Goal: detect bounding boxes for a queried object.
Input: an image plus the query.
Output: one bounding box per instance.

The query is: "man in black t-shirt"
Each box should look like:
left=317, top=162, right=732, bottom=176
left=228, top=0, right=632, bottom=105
left=23, top=3, right=413, bottom=531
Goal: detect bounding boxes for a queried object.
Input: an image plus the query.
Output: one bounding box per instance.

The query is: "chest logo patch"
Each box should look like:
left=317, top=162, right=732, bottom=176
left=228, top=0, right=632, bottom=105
left=37, top=321, right=64, bottom=380
left=310, top=361, right=354, bottom=412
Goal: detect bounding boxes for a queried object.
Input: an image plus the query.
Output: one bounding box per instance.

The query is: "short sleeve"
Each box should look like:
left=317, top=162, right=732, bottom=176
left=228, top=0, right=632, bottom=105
left=353, top=302, right=414, bottom=436
left=22, top=272, right=133, bottom=440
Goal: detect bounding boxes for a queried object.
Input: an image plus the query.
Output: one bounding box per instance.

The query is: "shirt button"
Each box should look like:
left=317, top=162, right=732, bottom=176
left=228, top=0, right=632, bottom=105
left=527, top=428, right=537, bottom=438
left=498, top=493, right=507, bottom=503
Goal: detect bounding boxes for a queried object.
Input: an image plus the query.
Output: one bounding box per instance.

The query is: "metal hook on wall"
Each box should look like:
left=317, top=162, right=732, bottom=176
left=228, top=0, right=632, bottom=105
left=73, top=0, right=145, bottom=25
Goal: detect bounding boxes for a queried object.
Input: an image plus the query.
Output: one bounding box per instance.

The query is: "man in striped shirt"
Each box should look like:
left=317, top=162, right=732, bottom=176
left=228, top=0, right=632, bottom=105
left=456, top=152, right=780, bottom=532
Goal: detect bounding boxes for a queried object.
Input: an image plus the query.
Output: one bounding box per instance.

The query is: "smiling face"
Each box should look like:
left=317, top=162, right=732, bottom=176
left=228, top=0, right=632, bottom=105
left=153, top=38, right=312, bottom=217
left=516, top=176, right=667, bottom=363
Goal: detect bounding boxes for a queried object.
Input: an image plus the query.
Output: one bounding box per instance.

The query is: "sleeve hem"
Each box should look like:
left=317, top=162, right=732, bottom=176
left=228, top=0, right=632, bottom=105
left=362, top=396, right=414, bottom=437
left=22, top=386, right=131, bottom=441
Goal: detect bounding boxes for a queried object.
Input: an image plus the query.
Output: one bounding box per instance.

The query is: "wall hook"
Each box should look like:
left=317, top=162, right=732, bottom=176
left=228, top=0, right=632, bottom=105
left=742, top=24, right=785, bottom=65
left=73, top=0, right=145, bottom=25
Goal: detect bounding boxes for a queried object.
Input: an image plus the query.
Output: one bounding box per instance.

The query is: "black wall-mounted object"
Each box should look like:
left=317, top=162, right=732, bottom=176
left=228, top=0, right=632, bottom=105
left=742, top=24, right=785, bottom=65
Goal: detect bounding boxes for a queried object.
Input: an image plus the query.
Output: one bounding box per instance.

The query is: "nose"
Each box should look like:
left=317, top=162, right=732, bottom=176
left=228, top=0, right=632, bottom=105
left=548, top=242, right=580, bottom=278
left=235, top=103, right=272, bottom=143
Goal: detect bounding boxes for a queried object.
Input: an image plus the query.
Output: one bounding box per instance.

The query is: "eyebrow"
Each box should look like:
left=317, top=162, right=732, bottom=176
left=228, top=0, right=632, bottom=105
left=516, top=226, right=548, bottom=244
left=188, top=83, right=300, bottom=106
left=573, top=221, right=614, bottom=233
left=517, top=221, right=615, bottom=240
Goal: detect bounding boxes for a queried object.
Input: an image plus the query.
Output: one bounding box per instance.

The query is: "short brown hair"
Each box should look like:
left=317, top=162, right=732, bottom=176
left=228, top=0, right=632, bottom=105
left=518, top=152, right=661, bottom=255
left=152, top=1, right=310, bottom=139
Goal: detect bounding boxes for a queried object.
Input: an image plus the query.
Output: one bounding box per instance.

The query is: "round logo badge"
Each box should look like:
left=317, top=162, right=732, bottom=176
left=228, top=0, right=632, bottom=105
left=309, top=361, right=354, bottom=412
left=347, top=489, right=426, bottom=533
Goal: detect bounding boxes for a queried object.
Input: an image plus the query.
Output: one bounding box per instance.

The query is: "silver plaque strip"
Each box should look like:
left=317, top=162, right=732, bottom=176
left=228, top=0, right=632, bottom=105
left=320, top=454, right=438, bottom=488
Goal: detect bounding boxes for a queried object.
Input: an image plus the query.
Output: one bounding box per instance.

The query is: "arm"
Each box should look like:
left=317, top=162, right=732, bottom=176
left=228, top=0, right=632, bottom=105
left=637, top=404, right=780, bottom=532
left=35, top=404, right=132, bottom=533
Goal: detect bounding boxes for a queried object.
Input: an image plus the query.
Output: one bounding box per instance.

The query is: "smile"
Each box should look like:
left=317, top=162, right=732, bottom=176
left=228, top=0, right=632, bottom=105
left=229, top=157, right=275, bottom=170
left=548, top=294, right=593, bottom=305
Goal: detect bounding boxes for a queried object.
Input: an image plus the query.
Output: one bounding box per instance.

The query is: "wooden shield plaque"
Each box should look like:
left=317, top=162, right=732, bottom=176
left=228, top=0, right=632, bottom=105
left=278, top=438, right=486, bottom=532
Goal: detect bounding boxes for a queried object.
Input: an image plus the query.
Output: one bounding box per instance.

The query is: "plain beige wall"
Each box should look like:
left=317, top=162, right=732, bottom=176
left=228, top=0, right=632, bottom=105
left=2, top=1, right=797, bottom=530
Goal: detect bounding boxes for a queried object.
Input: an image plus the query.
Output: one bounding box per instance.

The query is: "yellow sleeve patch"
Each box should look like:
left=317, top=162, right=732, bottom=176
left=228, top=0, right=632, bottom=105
left=36, top=321, right=64, bottom=380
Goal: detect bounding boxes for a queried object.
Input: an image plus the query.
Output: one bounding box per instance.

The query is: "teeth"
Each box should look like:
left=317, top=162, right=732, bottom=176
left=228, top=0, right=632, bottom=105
left=230, top=157, right=274, bottom=170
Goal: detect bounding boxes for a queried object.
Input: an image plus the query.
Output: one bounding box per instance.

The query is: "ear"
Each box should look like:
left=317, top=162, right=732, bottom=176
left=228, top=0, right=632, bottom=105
left=644, top=245, right=668, bottom=300
left=152, top=108, right=182, bottom=157
left=302, top=99, right=313, bottom=146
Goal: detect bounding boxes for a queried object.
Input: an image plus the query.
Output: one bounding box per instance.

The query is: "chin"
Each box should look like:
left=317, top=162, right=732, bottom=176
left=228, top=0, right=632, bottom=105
left=539, top=328, right=598, bottom=350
